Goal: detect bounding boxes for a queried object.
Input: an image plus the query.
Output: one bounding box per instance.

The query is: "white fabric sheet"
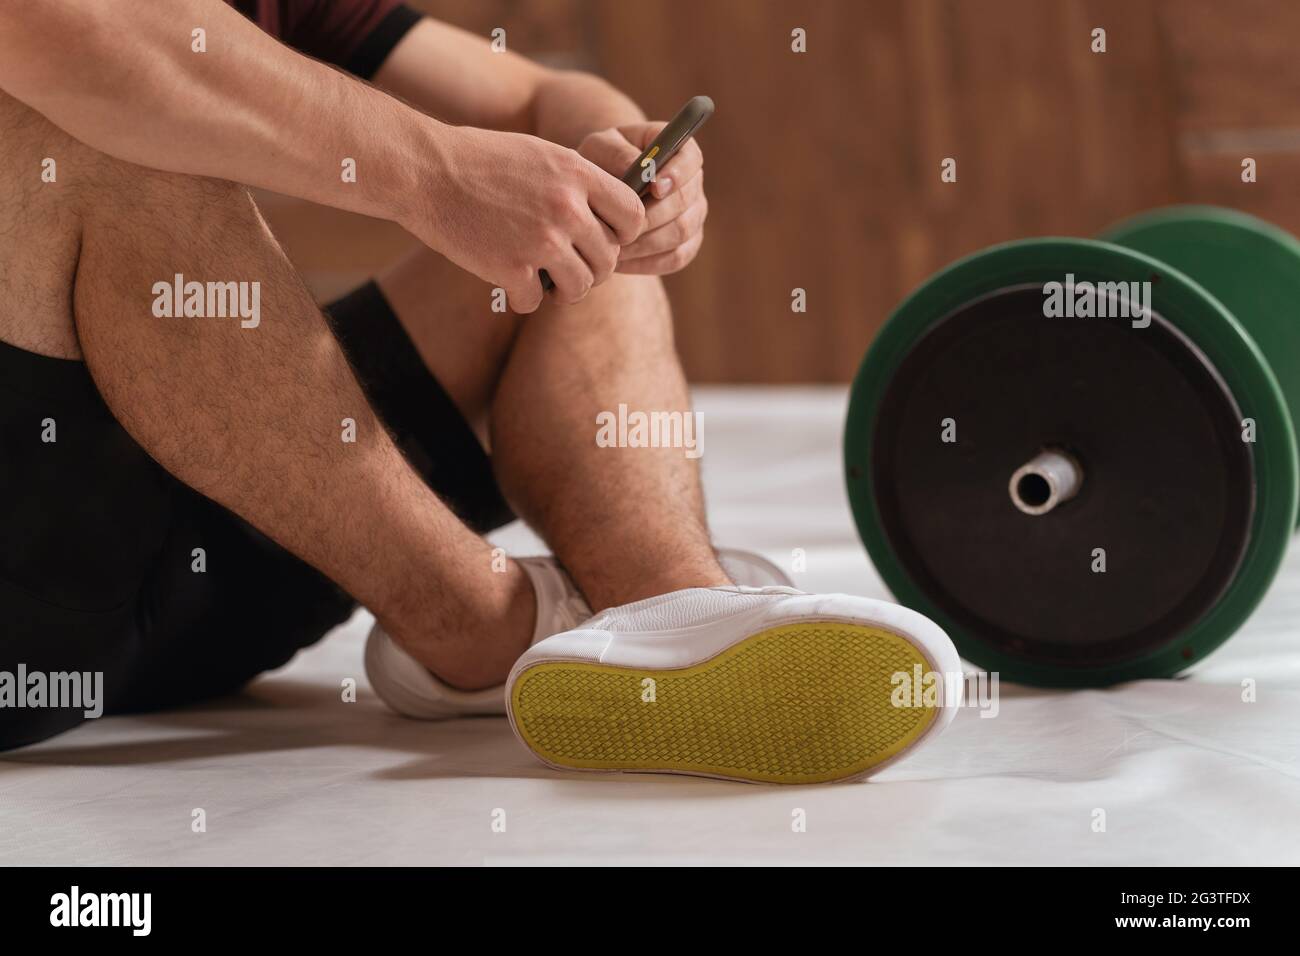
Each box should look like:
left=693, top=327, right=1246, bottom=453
left=2, top=386, right=1298, bottom=865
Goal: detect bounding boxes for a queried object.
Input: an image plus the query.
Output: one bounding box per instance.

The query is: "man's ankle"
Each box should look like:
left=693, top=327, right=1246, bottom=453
left=383, top=561, right=537, bottom=691
left=582, top=560, right=733, bottom=613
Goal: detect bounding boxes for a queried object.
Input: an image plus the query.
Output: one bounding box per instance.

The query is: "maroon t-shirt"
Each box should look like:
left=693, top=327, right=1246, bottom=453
left=230, top=0, right=422, bottom=78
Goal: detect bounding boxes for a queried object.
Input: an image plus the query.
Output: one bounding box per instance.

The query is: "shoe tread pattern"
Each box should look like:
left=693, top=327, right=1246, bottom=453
left=511, top=622, right=937, bottom=784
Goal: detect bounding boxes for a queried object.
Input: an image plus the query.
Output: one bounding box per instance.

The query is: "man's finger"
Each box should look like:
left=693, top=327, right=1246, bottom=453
left=582, top=129, right=641, bottom=174
left=616, top=228, right=705, bottom=276
left=542, top=244, right=596, bottom=305
left=584, top=160, right=645, bottom=244
left=643, top=173, right=703, bottom=232
left=509, top=275, right=545, bottom=314
left=620, top=196, right=708, bottom=260
left=573, top=214, right=621, bottom=286
left=650, top=138, right=703, bottom=199
left=619, top=120, right=667, bottom=149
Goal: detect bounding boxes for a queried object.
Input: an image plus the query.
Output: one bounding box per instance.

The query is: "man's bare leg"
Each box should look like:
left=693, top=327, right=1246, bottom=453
left=0, top=94, right=532, bottom=690
left=377, top=249, right=730, bottom=611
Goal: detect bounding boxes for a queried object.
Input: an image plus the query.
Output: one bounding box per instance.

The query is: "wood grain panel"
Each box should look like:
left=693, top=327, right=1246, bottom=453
left=589, top=0, right=1180, bottom=381
left=1158, top=0, right=1300, bottom=132
left=1159, top=0, right=1300, bottom=238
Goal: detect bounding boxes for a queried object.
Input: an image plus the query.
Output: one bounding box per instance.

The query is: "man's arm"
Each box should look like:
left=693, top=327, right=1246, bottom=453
left=0, top=0, right=643, bottom=311
left=373, top=17, right=708, bottom=276
left=370, top=17, right=645, bottom=145
left=0, top=0, right=430, bottom=224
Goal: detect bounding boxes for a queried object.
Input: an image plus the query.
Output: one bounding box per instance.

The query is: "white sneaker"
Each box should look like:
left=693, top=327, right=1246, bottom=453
left=507, top=587, right=961, bottom=785
left=364, top=549, right=792, bottom=720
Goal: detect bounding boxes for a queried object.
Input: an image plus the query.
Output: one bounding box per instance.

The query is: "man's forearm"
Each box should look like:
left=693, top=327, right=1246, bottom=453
left=367, top=16, right=645, bottom=148
left=0, top=0, right=442, bottom=227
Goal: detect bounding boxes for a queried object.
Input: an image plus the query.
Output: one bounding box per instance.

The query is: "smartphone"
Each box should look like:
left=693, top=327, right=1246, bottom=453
left=541, top=95, right=714, bottom=292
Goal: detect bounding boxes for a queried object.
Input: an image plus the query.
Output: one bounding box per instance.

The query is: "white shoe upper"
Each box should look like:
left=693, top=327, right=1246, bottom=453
left=365, top=548, right=794, bottom=720
left=507, top=585, right=963, bottom=714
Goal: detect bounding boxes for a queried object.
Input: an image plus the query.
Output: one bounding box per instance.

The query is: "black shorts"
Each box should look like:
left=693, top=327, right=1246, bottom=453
left=0, top=282, right=513, bottom=751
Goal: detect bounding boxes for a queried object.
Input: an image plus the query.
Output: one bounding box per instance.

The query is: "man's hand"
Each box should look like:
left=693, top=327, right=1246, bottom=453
left=410, top=126, right=645, bottom=313
left=578, top=122, right=708, bottom=276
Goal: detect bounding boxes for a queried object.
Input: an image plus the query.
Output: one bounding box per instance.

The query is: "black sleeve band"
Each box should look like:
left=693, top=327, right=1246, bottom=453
left=344, top=4, right=425, bottom=79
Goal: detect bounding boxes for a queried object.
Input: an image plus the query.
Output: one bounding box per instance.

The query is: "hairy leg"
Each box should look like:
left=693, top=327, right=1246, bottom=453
left=0, top=93, right=84, bottom=359
left=379, top=247, right=730, bottom=611
left=0, top=93, right=532, bottom=689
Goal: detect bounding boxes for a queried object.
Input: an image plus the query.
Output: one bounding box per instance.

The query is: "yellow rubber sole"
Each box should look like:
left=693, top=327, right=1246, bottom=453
left=510, top=622, right=938, bottom=785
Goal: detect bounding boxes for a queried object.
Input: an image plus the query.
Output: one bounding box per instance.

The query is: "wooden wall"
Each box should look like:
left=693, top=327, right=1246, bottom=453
left=261, top=0, right=1300, bottom=382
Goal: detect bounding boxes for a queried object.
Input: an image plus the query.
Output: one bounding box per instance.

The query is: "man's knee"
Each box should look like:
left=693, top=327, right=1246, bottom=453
left=75, top=156, right=258, bottom=241
left=0, top=84, right=257, bottom=240
left=69, top=169, right=261, bottom=370
left=70, top=158, right=292, bottom=349
left=564, top=273, right=674, bottom=348
left=0, top=93, right=91, bottom=357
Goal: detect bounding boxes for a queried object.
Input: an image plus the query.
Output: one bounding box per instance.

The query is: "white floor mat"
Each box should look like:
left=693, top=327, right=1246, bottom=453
left=3, top=386, right=1297, bottom=865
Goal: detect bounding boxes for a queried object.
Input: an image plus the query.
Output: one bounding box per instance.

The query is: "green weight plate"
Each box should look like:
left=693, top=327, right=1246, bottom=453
left=1103, top=204, right=1300, bottom=528
left=845, top=238, right=1297, bottom=686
